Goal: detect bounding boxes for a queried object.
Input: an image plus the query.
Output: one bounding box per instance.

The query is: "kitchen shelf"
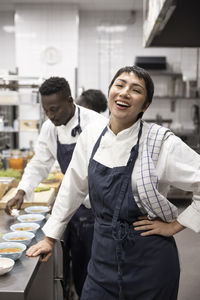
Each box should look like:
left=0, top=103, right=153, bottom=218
left=148, top=70, right=186, bottom=100
left=0, top=130, right=18, bottom=133
left=149, top=70, right=182, bottom=77
left=0, top=103, right=18, bottom=106
left=153, top=96, right=200, bottom=100
left=0, top=75, right=41, bottom=81
left=20, top=130, right=38, bottom=132
left=143, top=0, right=200, bottom=47
left=145, top=118, right=172, bottom=124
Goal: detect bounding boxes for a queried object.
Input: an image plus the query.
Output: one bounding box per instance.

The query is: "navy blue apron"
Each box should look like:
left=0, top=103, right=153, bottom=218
left=81, top=122, right=180, bottom=300
left=57, top=107, right=94, bottom=297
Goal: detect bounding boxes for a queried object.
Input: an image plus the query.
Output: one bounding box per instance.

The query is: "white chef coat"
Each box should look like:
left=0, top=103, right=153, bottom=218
left=17, top=104, right=107, bottom=202
left=43, top=119, right=200, bottom=239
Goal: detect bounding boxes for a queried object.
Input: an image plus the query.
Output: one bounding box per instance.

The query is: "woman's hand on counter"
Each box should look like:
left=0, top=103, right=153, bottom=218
left=26, top=236, right=56, bottom=262
left=133, top=216, right=185, bottom=237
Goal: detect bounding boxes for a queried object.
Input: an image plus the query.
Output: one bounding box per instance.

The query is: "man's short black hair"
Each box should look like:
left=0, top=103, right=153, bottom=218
left=39, top=77, right=71, bottom=99
left=78, top=89, right=107, bottom=113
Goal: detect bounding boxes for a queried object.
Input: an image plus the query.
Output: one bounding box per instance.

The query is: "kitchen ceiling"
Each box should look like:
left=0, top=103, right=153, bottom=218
left=0, top=0, right=143, bottom=11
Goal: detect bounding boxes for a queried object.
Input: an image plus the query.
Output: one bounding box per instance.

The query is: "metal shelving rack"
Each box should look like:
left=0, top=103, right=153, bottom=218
left=0, top=103, right=19, bottom=150
left=0, top=76, right=44, bottom=151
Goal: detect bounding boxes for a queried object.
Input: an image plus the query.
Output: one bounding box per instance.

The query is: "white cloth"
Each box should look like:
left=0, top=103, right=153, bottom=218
left=17, top=104, right=107, bottom=203
left=43, top=119, right=200, bottom=239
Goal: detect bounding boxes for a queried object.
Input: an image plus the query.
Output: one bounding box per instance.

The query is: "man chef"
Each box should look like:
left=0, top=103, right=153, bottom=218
left=5, top=76, right=107, bottom=298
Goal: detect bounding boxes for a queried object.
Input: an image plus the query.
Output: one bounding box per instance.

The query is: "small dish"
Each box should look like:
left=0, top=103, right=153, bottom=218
left=17, top=214, right=45, bottom=225
left=3, top=231, right=35, bottom=246
left=0, top=242, right=26, bottom=260
left=25, top=206, right=50, bottom=215
left=0, top=257, right=15, bottom=275
left=10, top=222, right=40, bottom=234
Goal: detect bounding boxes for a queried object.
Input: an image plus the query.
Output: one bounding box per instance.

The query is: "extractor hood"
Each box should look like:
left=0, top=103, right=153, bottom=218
left=135, top=56, right=167, bottom=70
left=144, top=0, right=200, bottom=47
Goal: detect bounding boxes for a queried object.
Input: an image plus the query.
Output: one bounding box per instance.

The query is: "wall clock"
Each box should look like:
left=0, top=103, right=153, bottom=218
left=43, top=47, right=60, bottom=65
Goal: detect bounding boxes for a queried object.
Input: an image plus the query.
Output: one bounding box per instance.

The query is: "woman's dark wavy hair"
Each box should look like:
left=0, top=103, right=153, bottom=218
left=39, top=77, right=71, bottom=100
left=108, top=65, right=154, bottom=105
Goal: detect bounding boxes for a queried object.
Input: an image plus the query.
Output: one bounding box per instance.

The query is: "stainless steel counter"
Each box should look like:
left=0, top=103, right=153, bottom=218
left=0, top=210, right=54, bottom=300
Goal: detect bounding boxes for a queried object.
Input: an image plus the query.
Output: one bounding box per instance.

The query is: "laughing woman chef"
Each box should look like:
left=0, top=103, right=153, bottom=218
left=27, top=66, right=200, bottom=300
left=5, top=77, right=106, bottom=297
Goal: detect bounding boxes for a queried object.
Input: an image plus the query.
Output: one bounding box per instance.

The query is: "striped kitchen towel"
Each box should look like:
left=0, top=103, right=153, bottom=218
left=136, top=123, right=178, bottom=222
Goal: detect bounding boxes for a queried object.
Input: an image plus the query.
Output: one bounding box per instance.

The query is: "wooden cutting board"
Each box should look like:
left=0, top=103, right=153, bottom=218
left=41, top=172, right=63, bottom=194
left=0, top=187, right=55, bottom=209
left=0, top=182, right=9, bottom=199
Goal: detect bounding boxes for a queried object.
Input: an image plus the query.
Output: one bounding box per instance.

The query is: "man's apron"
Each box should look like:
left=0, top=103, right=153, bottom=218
left=57, top=107, right=94, bottom=297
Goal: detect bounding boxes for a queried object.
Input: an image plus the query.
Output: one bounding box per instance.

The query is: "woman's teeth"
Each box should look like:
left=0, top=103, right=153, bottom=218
left=116, top=101, right=129, bottom=107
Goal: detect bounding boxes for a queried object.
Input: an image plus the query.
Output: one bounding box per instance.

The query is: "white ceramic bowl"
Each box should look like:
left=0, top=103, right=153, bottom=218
left=0, top=242, right=26, bottom=260
left=17, top=214, right=45, bottom=225
left=3, top=231, right=35, bottom=246
left=24, top=206, right=50, bottom=215
left=0, top=257, right=15, bottom=275
left=10, top=222, right=40, bottom=234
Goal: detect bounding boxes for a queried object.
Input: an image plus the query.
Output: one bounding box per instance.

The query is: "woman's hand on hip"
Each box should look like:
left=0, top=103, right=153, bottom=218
left=133, top=216, right=185, bottom=237
left=26, top=236, right=56, bottom=262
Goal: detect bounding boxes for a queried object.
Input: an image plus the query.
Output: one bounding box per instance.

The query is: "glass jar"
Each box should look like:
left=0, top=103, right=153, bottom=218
left=9, top=150, right=24, bottom=170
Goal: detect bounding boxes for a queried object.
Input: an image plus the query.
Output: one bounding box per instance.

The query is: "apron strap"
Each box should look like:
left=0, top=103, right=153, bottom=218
left=127, top=121, right=143, bottom=173
left=90, top=126, right=108, bottom=160
left=71, top=107, right=82, bottom=137
left=112, top=121, right=143, bottom=236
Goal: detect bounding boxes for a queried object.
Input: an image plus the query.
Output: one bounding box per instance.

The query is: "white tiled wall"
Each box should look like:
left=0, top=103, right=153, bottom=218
left=0, top=6, right=199, bottom=135
left=79, top=10, right=143, bottom=95
left=78, top=10, right=199, bottom=130
left=15, top=3, right=79, bottom=97
left=78, top=10, right=198, bottom=92
left=0, top=11, right=15, bottom=73
left=13, top=3, right=79, bottom=148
